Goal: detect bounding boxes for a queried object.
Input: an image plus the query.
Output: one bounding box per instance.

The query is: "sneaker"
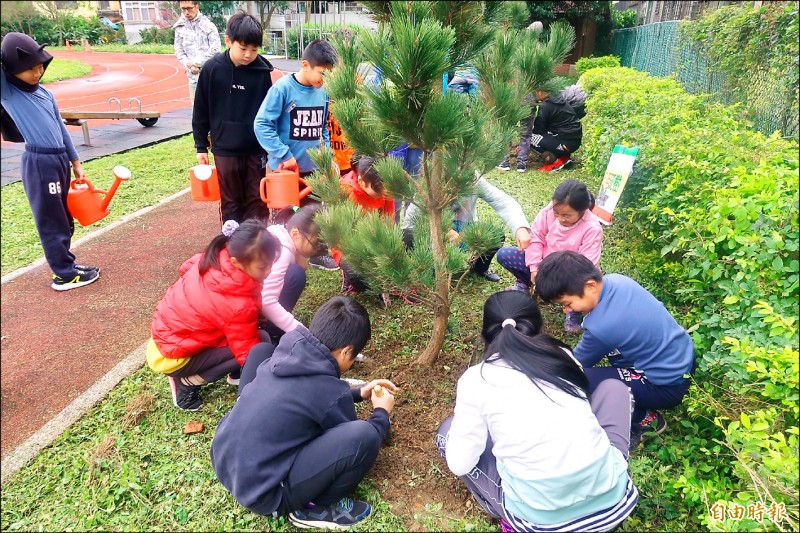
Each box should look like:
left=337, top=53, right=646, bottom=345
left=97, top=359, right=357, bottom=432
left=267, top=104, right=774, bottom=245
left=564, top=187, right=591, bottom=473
left=638, top=410, right=667, bottom=435
left=505, top=281, right=531, bottom=293
left=309, top=255, right=340, bottom=271
left=341, top=273, right=359, bottom=296
left=226, top=374, right=240, bottom=386
left=289, top=497, right=372, bottom=530
left=389, top=289, right=421, bottom=305
left=168, top=376, right=203, bottom=411
left=74, top=264, right=100, bottom=274
left=496, top=163, right=511, bottom=172
left=564, top=312, right=583, bottom=333
left=537, top=156, right=571, bottom=172
left=516, top=166, right=526, bottom=173
left=51, top=269, right=100, bottom=291
left=550, top=156, right=573, bottom=171
left=476, top=268, right=501, bottom=282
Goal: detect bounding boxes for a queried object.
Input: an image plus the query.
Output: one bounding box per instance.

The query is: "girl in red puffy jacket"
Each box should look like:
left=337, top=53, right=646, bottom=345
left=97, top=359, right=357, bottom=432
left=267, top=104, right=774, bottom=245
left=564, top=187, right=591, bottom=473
left=148, top=219, right=280, bottom=411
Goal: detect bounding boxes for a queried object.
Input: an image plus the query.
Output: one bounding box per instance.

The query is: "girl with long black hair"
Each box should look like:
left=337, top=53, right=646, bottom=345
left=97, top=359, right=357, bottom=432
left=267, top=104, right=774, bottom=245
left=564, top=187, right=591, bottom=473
left=436, top=290, right=638, bottom=532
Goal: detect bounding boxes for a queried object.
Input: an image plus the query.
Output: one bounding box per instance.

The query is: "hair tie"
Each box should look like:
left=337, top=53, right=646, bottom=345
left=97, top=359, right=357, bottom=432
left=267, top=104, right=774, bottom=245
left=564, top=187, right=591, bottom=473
left=221, top=220, right=239, bottom=238
left=501, top=318, right=516, bottom=328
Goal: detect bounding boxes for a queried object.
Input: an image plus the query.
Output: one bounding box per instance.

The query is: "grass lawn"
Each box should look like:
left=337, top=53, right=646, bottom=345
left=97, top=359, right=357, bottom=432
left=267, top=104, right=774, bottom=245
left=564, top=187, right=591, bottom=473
left=43, top=58, right=91, bottom=82
left=0, top=135, right=198, bottom=277
left=0, top=146, right=702, bottom=531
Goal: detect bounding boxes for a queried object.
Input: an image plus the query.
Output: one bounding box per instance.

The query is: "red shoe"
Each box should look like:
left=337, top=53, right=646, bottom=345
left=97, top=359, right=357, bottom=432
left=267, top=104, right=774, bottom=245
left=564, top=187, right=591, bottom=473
left=537, top=156, right=572, bottom=172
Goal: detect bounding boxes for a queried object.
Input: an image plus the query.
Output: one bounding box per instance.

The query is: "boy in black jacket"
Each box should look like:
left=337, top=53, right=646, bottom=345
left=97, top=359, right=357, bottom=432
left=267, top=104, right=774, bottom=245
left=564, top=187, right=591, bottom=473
left=531, top=86, right=583, bottom=172
left=192, top=12, right=274, bottom=224
left=210, top=296, right=398, bottom=530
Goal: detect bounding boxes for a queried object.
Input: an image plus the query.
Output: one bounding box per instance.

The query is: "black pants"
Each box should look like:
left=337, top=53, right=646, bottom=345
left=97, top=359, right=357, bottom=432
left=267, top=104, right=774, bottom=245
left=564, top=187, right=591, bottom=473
left=529, top=128, right=581, bottom=158
left=239, top=343, right=382, bottom=515
left=168, top=330, right=270, bottom=384
left=21, top=145, right=77, bottom=277
left=214, top=153, right=269, bottom=224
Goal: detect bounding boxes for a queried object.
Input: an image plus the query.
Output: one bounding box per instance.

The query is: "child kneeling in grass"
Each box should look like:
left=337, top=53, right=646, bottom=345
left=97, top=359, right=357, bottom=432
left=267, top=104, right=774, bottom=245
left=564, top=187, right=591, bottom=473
left=437, top=290, right=637, bottom=532
left=535, top=250, right=696, bottom=451
left=211, top=296, right=398, bottom=530
left=148, top=219, right=280, bottom=411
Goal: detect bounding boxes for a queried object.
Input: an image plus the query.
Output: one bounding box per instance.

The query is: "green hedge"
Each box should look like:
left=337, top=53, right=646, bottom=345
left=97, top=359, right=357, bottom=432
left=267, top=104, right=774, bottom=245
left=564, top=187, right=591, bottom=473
left=581, top=66, right=798, bottom=530
left=574, top=54, right=620, bottom=75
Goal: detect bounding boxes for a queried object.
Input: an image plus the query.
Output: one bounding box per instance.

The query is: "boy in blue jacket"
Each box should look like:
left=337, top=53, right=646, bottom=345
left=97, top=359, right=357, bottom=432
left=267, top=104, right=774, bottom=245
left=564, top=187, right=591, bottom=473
left=210, top=296, right=398, bottom=530
left=254, top=38, right=339, bottom=270
left=534, top=251, right=696, bottom=451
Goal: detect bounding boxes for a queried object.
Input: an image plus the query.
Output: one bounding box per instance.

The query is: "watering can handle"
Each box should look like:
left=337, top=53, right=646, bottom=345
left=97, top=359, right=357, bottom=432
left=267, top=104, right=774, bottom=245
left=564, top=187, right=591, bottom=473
left=259, top=176, right=269, bottom=204
left=298, top=177, right=313, bottom=201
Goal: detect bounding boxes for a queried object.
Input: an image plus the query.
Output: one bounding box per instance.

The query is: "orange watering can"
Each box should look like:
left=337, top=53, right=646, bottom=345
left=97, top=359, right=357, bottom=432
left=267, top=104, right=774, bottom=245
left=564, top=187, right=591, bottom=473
left=189, top=164, right=220, bottom=201
left=67, top=165, right=130, bottom=226
left=260, top=163, right=312, bottom=209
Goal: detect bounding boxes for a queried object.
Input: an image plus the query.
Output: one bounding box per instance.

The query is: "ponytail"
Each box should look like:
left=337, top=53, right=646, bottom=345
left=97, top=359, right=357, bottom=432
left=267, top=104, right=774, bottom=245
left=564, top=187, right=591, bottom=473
left=481, top=291, right=590, bottom=401
left=199, top=219, right=279, bottom=274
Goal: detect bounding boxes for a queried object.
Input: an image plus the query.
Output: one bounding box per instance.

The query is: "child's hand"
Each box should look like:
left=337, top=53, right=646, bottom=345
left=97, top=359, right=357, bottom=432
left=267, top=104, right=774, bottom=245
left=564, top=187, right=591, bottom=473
left=447, top=229, right=461, bottom=245
left=515, top=227, right=532, bottom=249
left=360, top=379, right=399, bottom=400
left=71, top=161, right=86, bottom=181
left=530, top=271, right=537, bottom=286
left=281, top=157, right=299, bottom=171
left=196, top=153, right=209, bottom=165
left=370, top=384, right=396, bottom=414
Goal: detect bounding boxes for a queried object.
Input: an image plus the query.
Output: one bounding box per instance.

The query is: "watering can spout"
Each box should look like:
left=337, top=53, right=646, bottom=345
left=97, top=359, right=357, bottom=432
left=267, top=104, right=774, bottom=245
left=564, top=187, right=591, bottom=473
left=100, top=165, right=131, bottom=211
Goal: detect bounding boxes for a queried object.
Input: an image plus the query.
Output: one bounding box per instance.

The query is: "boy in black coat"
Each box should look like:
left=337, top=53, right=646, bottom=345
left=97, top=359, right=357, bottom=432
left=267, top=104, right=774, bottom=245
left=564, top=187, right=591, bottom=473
left=210, top=296, right=398, bottom=530
left=192, top=12, right=274, bottom=224
left=530, top=86, right=583, bottom=172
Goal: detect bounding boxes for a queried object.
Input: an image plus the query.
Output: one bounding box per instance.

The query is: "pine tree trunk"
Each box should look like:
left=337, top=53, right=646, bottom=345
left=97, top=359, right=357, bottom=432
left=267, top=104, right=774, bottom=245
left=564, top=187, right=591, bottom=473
left=414, top=153, right=450, bottom=366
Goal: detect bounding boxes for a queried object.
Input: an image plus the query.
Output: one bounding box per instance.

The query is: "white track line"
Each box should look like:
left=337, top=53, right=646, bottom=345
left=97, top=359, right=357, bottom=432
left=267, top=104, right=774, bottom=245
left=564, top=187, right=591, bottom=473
left=1, top=188, right=190, bottom=285
left=0, top=340, right=148, bottom=485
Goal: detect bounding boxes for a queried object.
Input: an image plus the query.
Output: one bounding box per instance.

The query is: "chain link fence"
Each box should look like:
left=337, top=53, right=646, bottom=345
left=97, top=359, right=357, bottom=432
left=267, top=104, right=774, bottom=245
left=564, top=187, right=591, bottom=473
left=612, top=21, right=798, bottom=139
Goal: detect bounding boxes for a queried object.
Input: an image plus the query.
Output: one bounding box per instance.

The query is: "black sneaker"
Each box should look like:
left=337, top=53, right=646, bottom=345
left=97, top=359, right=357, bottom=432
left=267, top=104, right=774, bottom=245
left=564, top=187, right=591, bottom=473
left=309, top=255, right=340, bottom=271
left=51, top=269, right=100, bottom=291
left=168, top=376, right=203, bottom=411
left=639, top=410, right=667, bottom=434
left=477, top=269, right=501, bottom=282
left=496, top=163, right=511, bottom=172
left=289, top=497, right=372, bottom=530
left=75, top=264, right=100, bottom=274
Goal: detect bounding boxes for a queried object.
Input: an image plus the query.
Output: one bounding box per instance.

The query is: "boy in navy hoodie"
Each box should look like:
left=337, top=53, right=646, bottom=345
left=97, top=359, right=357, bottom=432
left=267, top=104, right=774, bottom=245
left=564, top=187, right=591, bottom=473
left=210, top=296, right=398, bottom=529
left=535, top=251, right=696, bottom=451
left=192, top=12, right=274, bottom=224
left=254, top=38, right=340, bottom=271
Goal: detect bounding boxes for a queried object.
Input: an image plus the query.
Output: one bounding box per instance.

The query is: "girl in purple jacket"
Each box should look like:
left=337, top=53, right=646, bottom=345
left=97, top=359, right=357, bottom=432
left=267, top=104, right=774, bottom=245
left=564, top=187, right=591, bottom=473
left=496, top=179, right=603, bottom=333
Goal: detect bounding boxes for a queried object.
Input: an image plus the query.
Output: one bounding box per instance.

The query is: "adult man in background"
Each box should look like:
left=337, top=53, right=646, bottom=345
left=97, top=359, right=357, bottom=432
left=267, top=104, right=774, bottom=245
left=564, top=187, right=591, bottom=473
left=173, top=1, right=221, bottom=104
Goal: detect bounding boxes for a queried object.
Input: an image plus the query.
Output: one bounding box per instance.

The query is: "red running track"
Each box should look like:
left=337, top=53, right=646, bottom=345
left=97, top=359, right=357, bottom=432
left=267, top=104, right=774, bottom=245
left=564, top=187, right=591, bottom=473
left=46, top=50, right=191, bottom=115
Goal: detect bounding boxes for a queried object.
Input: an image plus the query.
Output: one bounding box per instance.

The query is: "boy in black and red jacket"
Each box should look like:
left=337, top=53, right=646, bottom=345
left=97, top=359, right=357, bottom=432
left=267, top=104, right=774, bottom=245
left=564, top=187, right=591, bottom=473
left=192, top=12, right=274, bottom=224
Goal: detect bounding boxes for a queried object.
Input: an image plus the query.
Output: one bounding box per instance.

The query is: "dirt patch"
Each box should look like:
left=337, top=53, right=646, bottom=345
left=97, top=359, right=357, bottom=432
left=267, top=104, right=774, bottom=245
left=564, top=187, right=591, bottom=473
left=356, top=337, right=495, bottom=530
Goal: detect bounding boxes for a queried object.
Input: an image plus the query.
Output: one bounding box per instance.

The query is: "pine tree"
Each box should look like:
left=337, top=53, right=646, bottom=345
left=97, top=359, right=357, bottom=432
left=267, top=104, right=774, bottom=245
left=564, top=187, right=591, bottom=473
left=308, top=2, right=574, bottom=365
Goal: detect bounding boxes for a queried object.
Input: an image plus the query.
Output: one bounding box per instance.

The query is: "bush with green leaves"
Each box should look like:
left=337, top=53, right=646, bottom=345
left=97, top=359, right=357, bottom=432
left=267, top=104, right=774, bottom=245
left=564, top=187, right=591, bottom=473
left=0, top=14, right=125, bottom=45
left=138, top=26, right=174, bottom=45
left=575, top=54, right=620, bottom=75
left=580, top=65, right=799, bottom=531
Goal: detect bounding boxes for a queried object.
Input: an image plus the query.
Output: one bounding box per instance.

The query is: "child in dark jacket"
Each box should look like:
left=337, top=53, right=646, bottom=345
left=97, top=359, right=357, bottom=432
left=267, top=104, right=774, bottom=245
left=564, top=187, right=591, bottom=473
left=1, top=33, right=99, bottom=291
left=211, top=296, right=398, bottom=530
left=530, top=87, right=582, bottom=172
left=192, top=12, right=274, bottom=224
left=535, top=251, right=696, bottom=451
left=148, top=219, right=280, bottom=411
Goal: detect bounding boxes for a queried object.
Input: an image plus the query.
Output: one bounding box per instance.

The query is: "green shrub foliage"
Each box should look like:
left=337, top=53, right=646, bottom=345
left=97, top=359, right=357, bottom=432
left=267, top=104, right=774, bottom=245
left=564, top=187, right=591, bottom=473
left=575, top=54, right=620, bottom=75
left=581, top=66, right=799, bottom=531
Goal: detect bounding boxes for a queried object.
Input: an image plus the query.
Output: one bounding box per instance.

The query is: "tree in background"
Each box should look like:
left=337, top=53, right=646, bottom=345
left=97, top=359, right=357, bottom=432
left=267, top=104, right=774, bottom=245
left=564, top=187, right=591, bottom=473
left=307, top=1, right=574, bottom=365
left=38, top=0, right=80, bottom=46
left=252, top=0, right=289, bottom=32
left=0, top=1, right=39, bottom=37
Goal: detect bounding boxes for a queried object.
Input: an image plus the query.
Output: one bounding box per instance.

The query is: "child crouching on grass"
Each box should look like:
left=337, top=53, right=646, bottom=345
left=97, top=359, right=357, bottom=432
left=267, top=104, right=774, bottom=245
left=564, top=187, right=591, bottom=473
left=211, top=296, right=398, bottom=530
left=535, top=250, right=696, bottom=451
left=147, top=219, right=279, bottom=411
left=336, top=156, right=395, bottom=295
left=495, top=179, right=603, bottom=333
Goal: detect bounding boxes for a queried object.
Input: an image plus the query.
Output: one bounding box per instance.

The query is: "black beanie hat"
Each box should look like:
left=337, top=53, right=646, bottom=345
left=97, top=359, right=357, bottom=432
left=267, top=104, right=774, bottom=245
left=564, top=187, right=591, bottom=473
left=1, top=33, right=53, bottom=75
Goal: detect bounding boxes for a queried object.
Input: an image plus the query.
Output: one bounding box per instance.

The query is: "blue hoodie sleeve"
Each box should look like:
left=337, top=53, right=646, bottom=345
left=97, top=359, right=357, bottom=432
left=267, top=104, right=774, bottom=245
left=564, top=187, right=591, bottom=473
left=322, top=391, right=390, bottom=441
left=573, top=330, right=614, bottom=369
left=255, top=85, right=291, bottom=162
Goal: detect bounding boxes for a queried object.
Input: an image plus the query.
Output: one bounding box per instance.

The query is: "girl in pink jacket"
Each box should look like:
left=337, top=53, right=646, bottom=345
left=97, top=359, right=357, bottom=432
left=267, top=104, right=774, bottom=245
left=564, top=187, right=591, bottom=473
left=496, top=180, right=603, bottom=333
left=260, top=204, right=324, bottom=343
